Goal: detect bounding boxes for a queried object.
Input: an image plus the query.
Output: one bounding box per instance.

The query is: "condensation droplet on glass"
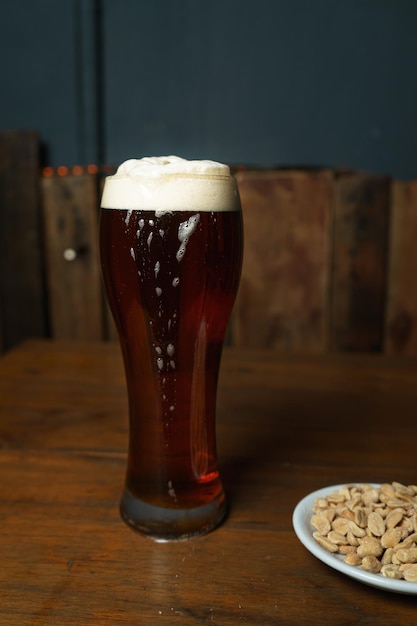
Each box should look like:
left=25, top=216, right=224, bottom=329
left=170, top=360, right=176, bottom=369
left=130, top=247, right=135, bottom=260
left=155, top=346, right=162, bottom=354
left=167, top=343, right=174, bottom=356
left=156, top=287, right=162, bottom=297
left=156, top=357, right=164, bottom=370
left=154, top=261, right=160, bottom=277
left=172, top=277, right=179, bottom=287
left=125, top=209, right=133, bottom=225
left=149, top=219, right=154, bottom=226
left=169, top=405, right=175, bottom=412
left=147, top=232, right=153, bottom=248
left=159, top=229, right=165, bottom=237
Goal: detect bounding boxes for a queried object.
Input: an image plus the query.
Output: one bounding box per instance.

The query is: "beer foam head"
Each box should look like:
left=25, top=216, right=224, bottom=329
left=101, top=156, right=240, bottom=211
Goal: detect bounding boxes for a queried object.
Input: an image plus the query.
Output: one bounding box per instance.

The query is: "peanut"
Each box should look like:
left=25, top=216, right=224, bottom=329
left=327, top=530, right=348, bottom=546
left=386, top=509, right=404, bottom=529
left=311, top=482, right=417, bottom=582
left=361, top=556, right=381, bottom=574
left=381, top=528, right=402, bottom=549
left=357, top=536, right=383, bottom=558
left=395, top=548, right=417, bottom=564
left=311, top=514, right=331, bottom=536
left=367, top=511, right=385, bottom=537
left=312, top=531, right=338, bottom=553
left=401, top=564, right=417, bottom=582
left=380, top=564, right=403, bottom=580
left=344, top=552, right=362, bottom=566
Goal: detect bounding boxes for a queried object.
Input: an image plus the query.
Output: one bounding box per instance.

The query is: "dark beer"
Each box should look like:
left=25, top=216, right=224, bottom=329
left=100, top=157, right=243, bottom=540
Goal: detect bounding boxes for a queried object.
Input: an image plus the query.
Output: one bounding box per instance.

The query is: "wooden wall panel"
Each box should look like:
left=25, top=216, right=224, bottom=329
left=0, top=131, right=47, bottom=352
left=41, top=173, right=103, bottom=340
left=2, top=152, right=416, bottom=355
left=330, top=173, right=390, bottom=352
left=233, top=170, right=333, bottom=351
left=385, top=181, right=417, bottom=355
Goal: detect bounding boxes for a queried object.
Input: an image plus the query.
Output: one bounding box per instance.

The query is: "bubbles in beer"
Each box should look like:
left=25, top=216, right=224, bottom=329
left=176, top=214, right=200, bottom=262
left=129, top=210, right=204, bottom=384
left=167, top=480, right=177, bottom=501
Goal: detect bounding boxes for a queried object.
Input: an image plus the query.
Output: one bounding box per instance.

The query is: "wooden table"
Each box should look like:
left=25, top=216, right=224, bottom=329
left=1, top=340, right=417, bottom=624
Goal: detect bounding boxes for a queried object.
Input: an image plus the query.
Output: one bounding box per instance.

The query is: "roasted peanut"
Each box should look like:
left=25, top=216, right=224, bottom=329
left=367, top=511, right=385, bottom=537
left=311, top=514, right=331, bottom=536
left=401, top=564, right=417, bottom=582
left=361, top=556, right=381, bottom=574
left=311, top=482, right=417, bottom=582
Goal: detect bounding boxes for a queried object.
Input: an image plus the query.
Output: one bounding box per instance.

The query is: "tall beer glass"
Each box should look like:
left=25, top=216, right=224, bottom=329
left=99, top=156, right=243, bottom=541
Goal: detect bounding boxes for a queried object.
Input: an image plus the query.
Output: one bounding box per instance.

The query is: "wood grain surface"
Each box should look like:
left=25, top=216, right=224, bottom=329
left=235, top=169, right=333, bottom=351
left=41, top=174, right=103, bottom=340
left=330, top=172, right=390, bottom=352
left=1, top=340, right=417, bottom=624
left=385, top=180, right=417, bottom=355
left=0, top=131, right=47, bottom=351
left=4, top=147, right=417, bottom=359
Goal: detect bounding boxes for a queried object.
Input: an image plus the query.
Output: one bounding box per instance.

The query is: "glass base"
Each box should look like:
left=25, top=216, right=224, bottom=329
left=119, top=487, right=227, bottom=542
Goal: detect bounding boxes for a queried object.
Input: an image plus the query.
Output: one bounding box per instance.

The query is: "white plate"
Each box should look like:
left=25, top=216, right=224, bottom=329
left=292, top=484, right=417, bottom=595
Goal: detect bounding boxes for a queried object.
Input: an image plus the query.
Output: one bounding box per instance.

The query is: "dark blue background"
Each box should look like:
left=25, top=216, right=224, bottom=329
left=2, top=0, right=416, bottom=178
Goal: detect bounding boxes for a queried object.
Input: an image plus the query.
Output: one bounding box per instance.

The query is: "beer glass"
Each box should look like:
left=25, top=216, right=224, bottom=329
left=99, top=156, right=243, bottom=541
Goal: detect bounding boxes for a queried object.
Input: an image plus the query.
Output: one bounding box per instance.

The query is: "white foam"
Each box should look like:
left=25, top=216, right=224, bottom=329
left=100, top=155, right=240, bottom=212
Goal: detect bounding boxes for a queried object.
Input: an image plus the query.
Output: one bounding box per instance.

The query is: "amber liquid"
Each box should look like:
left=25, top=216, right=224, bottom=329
left=100, top=208, right=243, bottom=539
